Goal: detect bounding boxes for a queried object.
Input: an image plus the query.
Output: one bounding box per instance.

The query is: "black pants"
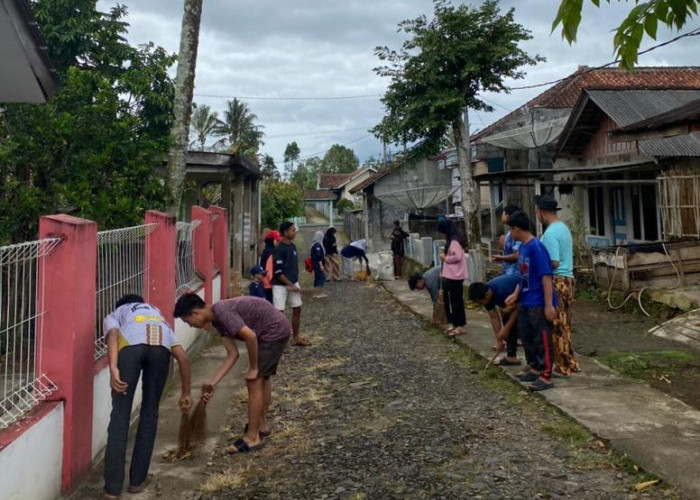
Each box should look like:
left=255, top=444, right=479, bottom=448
left=264, top=288, right=273, bottom=304
left=442, top=278, right=466, bottom=327
left=517, top=306, right=553, bottom=379
left=104, top=345, right=170, bottom=496
left=502, top=310, right=520, bottom=358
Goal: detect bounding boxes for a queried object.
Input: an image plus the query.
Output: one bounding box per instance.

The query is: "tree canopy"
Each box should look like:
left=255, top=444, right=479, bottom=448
left=0, top=1, right=175, bottom=244
left=190, top=103, right=218, bottom=151
left=261, top=154, right=281, bottom=180
left=320, top=144, right=360, bottom=173
left=553, top=0, right=699, bottom=70
left=373, top=0, right=541, bottom=245
left=213, top=98, right=265, bottom=159
left=260, top=181, right=303, bottom=229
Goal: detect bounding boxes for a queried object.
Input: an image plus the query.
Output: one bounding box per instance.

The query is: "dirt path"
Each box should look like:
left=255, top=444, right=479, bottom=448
left=201, top=271, right=680, bottom=499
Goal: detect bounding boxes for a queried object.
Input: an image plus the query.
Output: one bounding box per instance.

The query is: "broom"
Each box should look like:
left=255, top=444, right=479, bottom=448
left=432, top=278, right=448, bottom=326
left=188, top=384, right=214, bottom=448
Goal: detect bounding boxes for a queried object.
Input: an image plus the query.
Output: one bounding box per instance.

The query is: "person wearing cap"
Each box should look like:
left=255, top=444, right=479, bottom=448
left=260, top=230, right=282, bottom=304
left=536, top=194, right=580, bottom=377
left=248, top=265, right=267, bottom=299
left=504, top=211, right=557, bottom=391
left=493, top=205, right=522, bottom=277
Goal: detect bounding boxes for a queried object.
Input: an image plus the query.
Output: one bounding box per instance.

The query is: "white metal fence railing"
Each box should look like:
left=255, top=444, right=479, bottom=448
left=0, top=238, right=61, bottom=429
left=176, top=221, right=202, bottom=297
left=95, top=224, right=157, bottom=360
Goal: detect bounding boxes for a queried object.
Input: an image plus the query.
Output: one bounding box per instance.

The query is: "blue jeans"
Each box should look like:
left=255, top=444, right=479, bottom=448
left=104, top=344, right=170, bottom=495
left=313, top=262, right=326, bottom=288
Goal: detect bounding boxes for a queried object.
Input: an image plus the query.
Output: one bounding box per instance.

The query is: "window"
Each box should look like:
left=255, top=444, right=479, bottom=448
left=587, top=187, right=605, bottom=236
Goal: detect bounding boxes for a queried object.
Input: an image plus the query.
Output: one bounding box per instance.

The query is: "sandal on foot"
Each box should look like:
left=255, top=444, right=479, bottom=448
left=518, top=371, right=540, bottom=382
left=447, top=328, right=465, bottom=337
left=226, top=438, right=264, bottom=454
left=128, top=476, right=151, bottom=494
left=104, top=491, right=119, bottom=499
left=244, top=423, right=271, bottom=438
left=529, top=378, right=554, bottom=392
left=495, top=357, right=522, bottom=366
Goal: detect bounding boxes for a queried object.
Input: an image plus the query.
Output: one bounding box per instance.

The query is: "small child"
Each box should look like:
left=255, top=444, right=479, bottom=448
left=248, top=265, right=267, bottom=299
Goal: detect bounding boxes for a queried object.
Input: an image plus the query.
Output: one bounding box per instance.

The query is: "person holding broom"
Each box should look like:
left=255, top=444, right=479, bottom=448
left=174, top=293, right=290, bottom=454
left=103, top=295, right=191, bottom=499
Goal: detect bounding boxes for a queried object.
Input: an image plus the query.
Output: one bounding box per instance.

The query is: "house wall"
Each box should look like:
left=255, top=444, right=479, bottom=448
left=342, top=171, right=373, bottom=204
left=582, top=115, right=637, bottom=158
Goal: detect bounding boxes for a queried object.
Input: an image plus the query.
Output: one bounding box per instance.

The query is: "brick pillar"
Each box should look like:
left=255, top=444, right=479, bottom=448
left=144, top=211, right=176, bottom=324
left=38, top=214, right=97, bottom=492
left=191, top=206, right=214, bottom=303
left=209, top=206, right=230, bottom=300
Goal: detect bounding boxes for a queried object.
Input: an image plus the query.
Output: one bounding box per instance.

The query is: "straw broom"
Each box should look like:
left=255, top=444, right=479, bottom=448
left=188, top=384, right=213, bottom=448
left=432, top=280, right=448, bottom=326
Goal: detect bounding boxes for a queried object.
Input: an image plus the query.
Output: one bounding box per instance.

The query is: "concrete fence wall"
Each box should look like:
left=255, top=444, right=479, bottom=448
left=0, top=206, right=230, bottom=500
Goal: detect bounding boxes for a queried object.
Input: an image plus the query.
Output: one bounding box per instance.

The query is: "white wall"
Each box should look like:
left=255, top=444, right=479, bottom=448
left=212, top=275, right=221, bottom=304
left=0, top=404, right=63, bottom=500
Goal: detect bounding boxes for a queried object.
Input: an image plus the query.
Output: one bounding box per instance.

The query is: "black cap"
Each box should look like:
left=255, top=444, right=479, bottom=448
left=506, top=211, right=531, bottom=231
left=535, top=194, right=561, bottom=211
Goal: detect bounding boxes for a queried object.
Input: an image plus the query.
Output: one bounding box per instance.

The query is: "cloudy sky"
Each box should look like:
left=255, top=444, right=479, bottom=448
left=97, top=0, right=699, bottom=166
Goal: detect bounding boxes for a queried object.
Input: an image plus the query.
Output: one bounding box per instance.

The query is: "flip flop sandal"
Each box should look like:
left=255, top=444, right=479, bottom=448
left=495, top=357, right=522, bottom=366
left=447, top=328, right=465, bottom=337
left=244, top=423, right=271, bottom=438
left=226, top=438, right=265, bottom=454
left=529, top=378, right=554, bottom=391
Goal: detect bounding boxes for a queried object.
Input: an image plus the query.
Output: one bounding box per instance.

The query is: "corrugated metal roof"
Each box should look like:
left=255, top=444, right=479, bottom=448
left=639, top=132, right=700, bottom=157
left=587, top=89, right=700, bottom=128
left=619, top=98, right=700, bottom=131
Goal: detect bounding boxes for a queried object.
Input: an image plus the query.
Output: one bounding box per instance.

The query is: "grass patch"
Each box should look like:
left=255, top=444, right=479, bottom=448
left=600, top=350, right=695, bottom=379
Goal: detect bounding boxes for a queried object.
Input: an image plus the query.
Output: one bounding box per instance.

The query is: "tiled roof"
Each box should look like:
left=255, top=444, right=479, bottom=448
left=473, top=66, right=700, bottom=142
left=303, top=189, right=336, bottom=200
left=318, top=173, right=354, bottom=189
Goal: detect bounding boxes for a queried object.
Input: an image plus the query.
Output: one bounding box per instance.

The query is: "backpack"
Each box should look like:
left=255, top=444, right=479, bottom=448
left=304, top=257, right=313, bottom=273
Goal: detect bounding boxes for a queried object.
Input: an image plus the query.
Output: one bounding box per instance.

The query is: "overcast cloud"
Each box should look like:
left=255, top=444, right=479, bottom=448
left=97, top=0, right=699, bottom=165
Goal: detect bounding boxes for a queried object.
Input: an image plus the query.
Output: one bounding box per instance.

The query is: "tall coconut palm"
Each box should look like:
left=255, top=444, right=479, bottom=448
left=190, top=103, right=218, bottom=151
left=213, top=98, right=264, bottom=159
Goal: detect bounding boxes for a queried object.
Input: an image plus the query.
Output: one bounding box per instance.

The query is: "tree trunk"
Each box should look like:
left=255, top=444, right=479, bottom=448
left=166, top=0, right=204, bottom=216
left=452, top=115, right=480, bottom=249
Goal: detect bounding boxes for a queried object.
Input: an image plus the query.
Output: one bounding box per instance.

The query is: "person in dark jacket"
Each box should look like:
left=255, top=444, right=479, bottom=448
left=259, top=230, right=281, bottom=303
left=340, top=239, right=370, bottom=280
left=323, top=227, right=341, bottom=282
left=390, top=220, right=409, bottom=278
left=248, top=265, right=267, bottom=299
left=310, top=230, right=327, bottom=297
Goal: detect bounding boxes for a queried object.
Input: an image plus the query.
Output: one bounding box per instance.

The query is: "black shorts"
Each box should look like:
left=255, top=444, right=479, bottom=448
left=258, top=339, right=288, bottom=379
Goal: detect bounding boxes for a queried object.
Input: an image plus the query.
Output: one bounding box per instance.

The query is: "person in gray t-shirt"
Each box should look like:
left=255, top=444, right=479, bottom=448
left=408, top=265, right=441, bottom=304
left=174, top=293, right=290, bottom=455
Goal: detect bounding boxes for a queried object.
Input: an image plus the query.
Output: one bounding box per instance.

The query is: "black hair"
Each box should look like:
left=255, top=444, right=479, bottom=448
left=393, top=220, right=400, bottom=226
left=504, top=205, right=521, bottom=216
left=325, top=227, right=336, bottom=236
left=468, top=282, right=489, bottom=302
left=437, top=219, right=463, bottom=254
left=506, top=211, right=531, bottom=231
left=279, top=221, right=294, bottom=236
left=173, top=293, right=206, bottom=318
left=408, top=272, right=423, bottom=290
left=115, top=294, right=144, bottom=309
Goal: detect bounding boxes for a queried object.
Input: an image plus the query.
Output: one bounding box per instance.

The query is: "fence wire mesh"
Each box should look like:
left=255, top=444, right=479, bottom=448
left=0, top=238, right=61, bottom=429
left=94, top=224, right=156, bottom=359
left=176, top=221, right=202, bottom=297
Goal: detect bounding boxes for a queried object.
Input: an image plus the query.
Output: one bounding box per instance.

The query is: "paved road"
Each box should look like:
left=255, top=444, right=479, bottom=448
left=202, top=247, right=679, bottom=499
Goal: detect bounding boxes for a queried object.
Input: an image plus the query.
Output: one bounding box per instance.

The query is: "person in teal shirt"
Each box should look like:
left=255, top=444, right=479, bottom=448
left=536, top=194, right=580, bottom=377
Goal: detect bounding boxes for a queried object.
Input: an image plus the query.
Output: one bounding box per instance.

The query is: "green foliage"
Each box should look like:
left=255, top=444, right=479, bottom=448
left=289, top=157, right=321, bottom=190
left=190, top=103, right=218, bottom=151
left=260, top=181, right=303, bottom=229
left=0, top=1, right=174, bottom=244
left=320, top=144, right=360, bottom=173
left=552, top=0, right=699, bottom=70
left=213, top=98, right=264, bottom=159
left=600, top=350, right=695, bottom=379
left=335, top=198, right=359, bottom=214
left=373, top=0, right=543, bottom=161
left=261, top=154, right=280, bottom=180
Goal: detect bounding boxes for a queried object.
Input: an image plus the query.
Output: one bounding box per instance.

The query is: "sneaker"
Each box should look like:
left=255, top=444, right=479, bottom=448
left=518, top=371, right=540, bottom=383
left=529, top=378, right=554, bottom=391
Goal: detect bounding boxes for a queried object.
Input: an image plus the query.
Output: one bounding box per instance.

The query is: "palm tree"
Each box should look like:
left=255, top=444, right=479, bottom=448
left=213, top=98, right=264, bottom=158
left=190, top=103, right=218, bottom=151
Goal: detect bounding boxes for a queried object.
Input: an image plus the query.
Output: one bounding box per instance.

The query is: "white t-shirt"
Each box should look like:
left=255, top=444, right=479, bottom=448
left=103, top=302, right=180, bottom=351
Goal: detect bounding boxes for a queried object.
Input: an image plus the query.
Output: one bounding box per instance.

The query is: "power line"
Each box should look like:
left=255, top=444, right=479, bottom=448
left=271, top=133, right=375, bottom=165
left=265, top=126, right=371, bottom=140
left=195, top=93, right=382, bottom=101
left=506, top=27, right=700, bottom=91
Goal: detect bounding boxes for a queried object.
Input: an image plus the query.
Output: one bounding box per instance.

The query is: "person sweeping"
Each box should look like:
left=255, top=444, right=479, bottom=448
left=174, top=293, right=291, bottom=453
